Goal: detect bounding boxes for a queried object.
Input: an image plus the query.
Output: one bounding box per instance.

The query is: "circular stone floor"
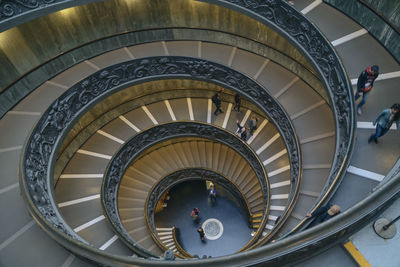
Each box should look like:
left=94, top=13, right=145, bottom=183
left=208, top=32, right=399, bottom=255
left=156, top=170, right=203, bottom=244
left=202, top=218, right=224, bottom=240
left=155, top=180, right=252, bottom=257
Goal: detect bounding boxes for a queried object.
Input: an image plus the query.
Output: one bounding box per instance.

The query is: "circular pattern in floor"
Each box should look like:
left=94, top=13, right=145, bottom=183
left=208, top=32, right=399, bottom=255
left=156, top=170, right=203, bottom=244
left=202, top=218, right=224, bottom=240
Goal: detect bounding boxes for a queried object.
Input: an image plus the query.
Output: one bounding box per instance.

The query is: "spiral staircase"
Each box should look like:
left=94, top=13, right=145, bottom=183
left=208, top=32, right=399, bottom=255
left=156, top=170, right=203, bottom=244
left=0, top=0, right=399, bottom=266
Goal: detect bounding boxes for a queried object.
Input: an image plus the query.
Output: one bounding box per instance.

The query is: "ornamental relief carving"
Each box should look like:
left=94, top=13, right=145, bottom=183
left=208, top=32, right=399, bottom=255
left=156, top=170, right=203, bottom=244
left=23, top=56, right=302, bottom=243
left=0, top=0, right=57, bottom=18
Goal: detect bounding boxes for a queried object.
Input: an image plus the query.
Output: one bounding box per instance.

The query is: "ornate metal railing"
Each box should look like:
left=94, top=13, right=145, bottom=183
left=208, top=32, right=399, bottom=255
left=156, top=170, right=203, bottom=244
left=20, top=55, right=301, bottom=263
left=53, top=88, right=267, bottom=185
left=204, top=0, right=356, bottom=237
left=145, top=168, right=252, bottom=246
left=324, top=0, right=400, bottom=63
left=17, top=0, right=357, bottom=265
left=172, top=227, right=194, bottom=258
left=102, top=122, right=269, bottom=254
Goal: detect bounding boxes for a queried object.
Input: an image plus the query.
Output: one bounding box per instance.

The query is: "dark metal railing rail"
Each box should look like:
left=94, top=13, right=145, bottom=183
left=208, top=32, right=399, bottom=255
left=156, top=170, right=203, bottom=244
left=18, top=0, right=356, bottom=265
left=144, top=167, right=253, bottom=256
left=172, top=227, right=193, bottom=258
left=358, top=0, right=400, bottom=34
left=323, top=0, right=400, bottom=64
left=20, top=55, right=301, bottom=263
left=54, top=88, right=267, bottom=185
left=145, top=167, right=252, bottom=236
left=202, top=0, right=356, bottom=244
left=102, top=122, right=269, bottom=255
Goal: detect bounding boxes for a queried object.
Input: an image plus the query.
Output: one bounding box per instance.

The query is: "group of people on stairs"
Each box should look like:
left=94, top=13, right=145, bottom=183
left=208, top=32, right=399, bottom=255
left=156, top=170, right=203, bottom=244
left=212, top=91, right=259, bottom=142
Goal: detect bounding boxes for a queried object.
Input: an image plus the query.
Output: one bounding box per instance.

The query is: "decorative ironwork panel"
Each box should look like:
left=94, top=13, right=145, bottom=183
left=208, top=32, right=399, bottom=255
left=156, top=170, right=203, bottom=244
left=102, top=127, right=263, bottom=249
left=21, top=56, right=300, bottom=258
left=145, top=168, right=251, bottom=237
left=211, top=0, right=355, bottom=201
left=0, top=0, right=58, bottom=19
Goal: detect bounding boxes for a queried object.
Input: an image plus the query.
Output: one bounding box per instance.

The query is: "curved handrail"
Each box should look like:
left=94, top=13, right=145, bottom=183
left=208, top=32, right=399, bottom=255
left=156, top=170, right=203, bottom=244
left=20, top=56, right=301, bottom=263
left=144, top=167, right=253, bottom=256
left=203, top=0, right=355, bottom=239
left=0, top=28, right=323, bottom=118
left=358, top=0, right=400, bottom=34
left=19, top=158, right=400, bottom=266
left=17, top=0, right=355, bottom=264
left=55, top=89, right=268, bottom=184
left=172, top=227, right=194, bottom=258
left=145, top=167, right=253, bottom=244
left=102, top=122, right=269, bottom=255
left=323, top=0, right=400, bottom=63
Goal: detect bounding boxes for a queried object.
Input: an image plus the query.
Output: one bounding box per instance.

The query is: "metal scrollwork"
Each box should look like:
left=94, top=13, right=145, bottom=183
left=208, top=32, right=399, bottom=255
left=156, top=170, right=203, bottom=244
left=0, top=0, right=56, bottom=18
left=10, top=0, right=363, bottom=264
left=102, top=122, right=268, bottom=238
left=102, top=123, right=267, bottom=255
left=216, top=0, right=355, bottom=198
left=21, top=56, right=299, bottom=258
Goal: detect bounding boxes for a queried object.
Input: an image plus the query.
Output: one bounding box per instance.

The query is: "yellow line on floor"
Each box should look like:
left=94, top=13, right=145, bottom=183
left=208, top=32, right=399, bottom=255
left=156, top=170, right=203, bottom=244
left=344, top=241, right=371, bottom=267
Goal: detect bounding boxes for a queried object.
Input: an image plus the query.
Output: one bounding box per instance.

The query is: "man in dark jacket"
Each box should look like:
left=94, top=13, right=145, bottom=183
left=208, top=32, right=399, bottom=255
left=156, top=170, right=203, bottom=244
left=355, top=65, right=379, bottom=115
left=212, top=93, right=223, bottom=116
left=306, top=204, right=340, bottom=224
left=232, top=93, right=241, bottom=112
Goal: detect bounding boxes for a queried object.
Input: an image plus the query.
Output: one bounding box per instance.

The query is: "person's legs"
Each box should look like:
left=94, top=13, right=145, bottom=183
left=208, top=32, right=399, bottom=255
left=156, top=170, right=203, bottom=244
left=378, top=127, right=389, bottom=138
left=214, top=104, right=220, bottom=115
left=217, top=104, right=222, bottom=113
left=236, top=121, right=243, bottom=134
left=369, top=124, right=383, bottom=143
left=356, top=91, right=369, bottom=114
left=354, top=90, right=361, bottom=101
left=214, top=103, right=222, bottom=115
left=211, top=194, right=216, bottom=203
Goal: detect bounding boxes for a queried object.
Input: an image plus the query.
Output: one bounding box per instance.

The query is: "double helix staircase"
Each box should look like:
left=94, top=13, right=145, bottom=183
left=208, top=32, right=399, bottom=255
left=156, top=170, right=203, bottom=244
left=118, top=139, right=264, bottom=254
left=0, top=1, right=399, bottom=266
left=41, top=37, right=334, bottom=257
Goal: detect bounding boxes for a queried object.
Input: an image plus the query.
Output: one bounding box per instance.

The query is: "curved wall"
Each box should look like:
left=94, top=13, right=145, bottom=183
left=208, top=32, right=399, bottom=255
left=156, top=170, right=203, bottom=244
left=324, top=0, right=400, bottom=63
left=0, top=0, right=319, bottom=111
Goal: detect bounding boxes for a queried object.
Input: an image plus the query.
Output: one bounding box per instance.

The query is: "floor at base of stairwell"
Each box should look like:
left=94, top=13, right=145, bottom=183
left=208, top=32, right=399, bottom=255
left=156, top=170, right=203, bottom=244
left=155, top=180, right=252, bottom=257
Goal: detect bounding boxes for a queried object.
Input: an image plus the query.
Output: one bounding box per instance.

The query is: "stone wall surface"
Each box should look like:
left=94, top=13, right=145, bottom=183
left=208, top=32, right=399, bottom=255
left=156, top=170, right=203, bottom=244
left=324, top=0, right=400, bottom=63
left=0, top=0, right=319, bottom=118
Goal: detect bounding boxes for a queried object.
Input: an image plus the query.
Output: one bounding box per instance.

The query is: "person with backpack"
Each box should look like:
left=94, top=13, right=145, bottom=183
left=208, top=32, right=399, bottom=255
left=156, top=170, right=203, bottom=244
left=355, top=65, right=379, bottom=115
left=212, top=92, right=223, bottom=116
left=368, top=103, right=400, bottom=144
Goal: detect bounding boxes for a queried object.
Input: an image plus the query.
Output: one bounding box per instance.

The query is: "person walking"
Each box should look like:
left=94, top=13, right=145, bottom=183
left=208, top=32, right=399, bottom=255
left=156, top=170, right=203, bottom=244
left=232, top=93, right=241, bottom=112
left=190, top=208, right=200, bottom=223
left=197, top=227, right=205, bottom=241
left=240, top=127, right=247, bottom=141
left=306, top=204, right=340, bottom=224
left=236, top=120, right=247, bottom=141
left=368, top=103, right=400, bottom=144
left=208, top=184, right=216, bottom=203
left=355, top=65, right=379, bottom=115
left=236, top=120, right=243, bottom=134
left=248, top=115, right=258, bottom=136
left=212, top=92, right=223, bottom=116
